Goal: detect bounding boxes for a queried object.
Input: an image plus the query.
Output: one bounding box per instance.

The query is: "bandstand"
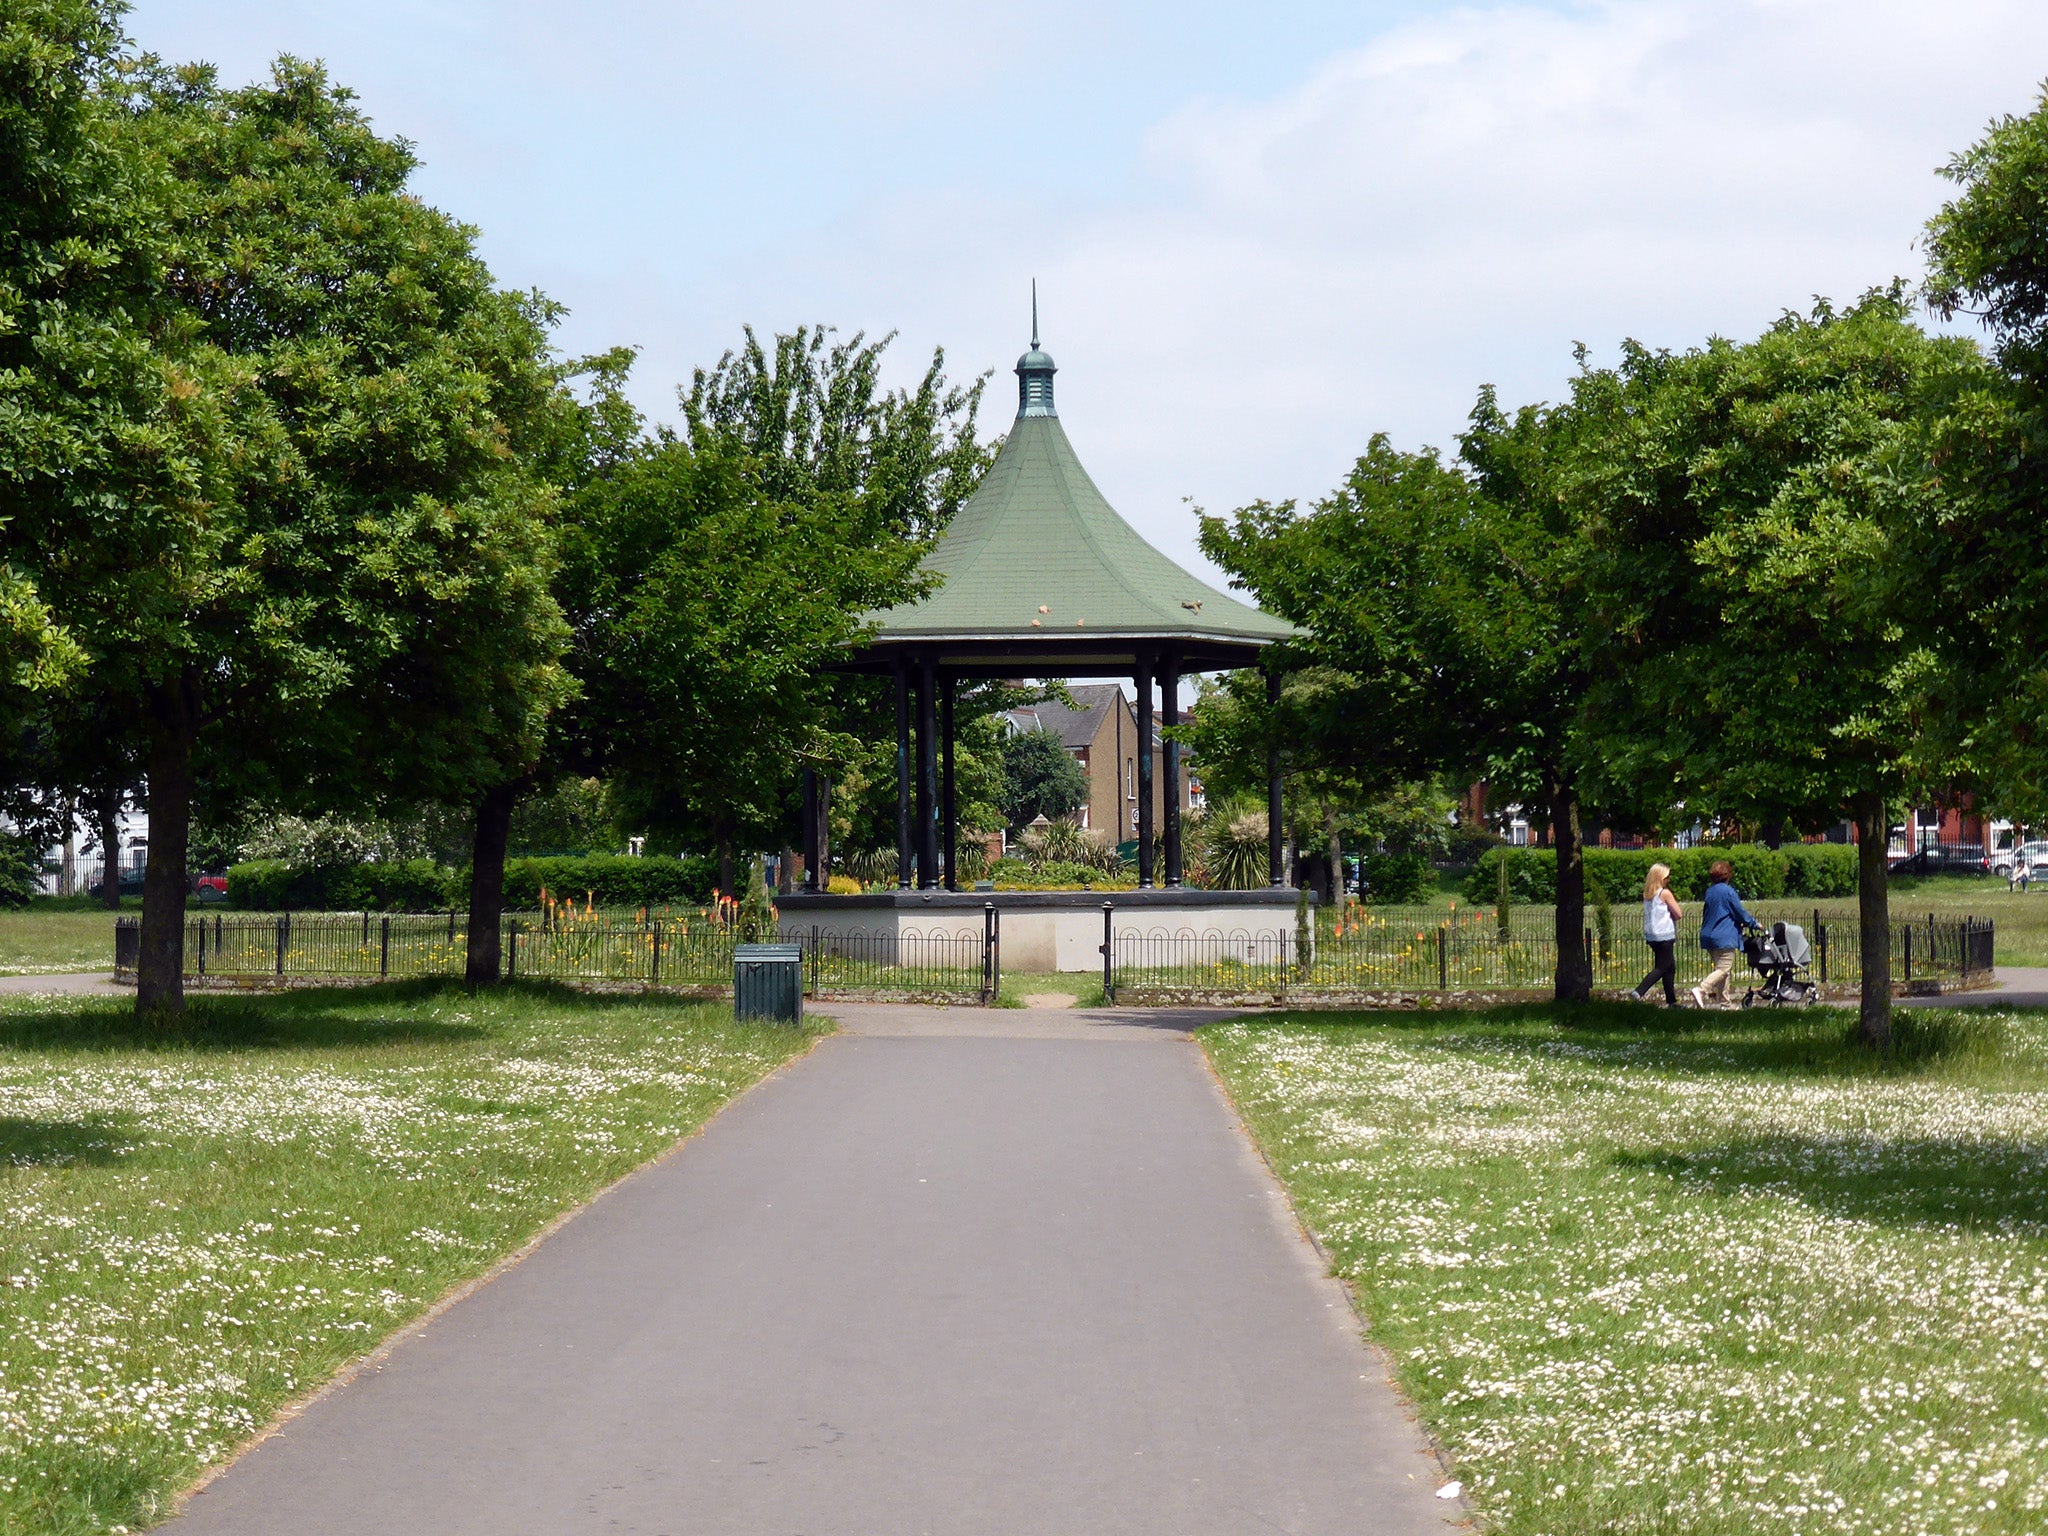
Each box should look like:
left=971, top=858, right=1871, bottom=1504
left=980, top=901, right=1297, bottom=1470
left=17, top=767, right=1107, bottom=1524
left=782, top=305, right=1300, bottom=971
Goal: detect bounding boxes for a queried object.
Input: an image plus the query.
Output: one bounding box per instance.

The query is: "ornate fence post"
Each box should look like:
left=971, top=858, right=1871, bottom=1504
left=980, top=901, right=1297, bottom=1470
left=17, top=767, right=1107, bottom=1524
left=507, top=918, right=519, bottom=980
left=1437, top=924, right=1448, bottom=990
left=651, top=918, right=663, bottom=985
left=1817, top=922, right=1828, bottom=985
left=380, top=916, right=391, bottom=978
left=196, top=917, right=207, bottom=978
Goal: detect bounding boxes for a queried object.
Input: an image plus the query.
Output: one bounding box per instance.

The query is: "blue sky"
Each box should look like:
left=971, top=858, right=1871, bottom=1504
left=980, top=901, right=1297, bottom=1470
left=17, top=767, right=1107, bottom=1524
left=128, top=1, right=2048, bottom=578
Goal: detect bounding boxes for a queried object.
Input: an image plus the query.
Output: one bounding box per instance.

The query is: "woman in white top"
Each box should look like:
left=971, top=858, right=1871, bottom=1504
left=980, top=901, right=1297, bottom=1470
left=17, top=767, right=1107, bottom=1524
left=1632, top=863, right=1683, bottom=1006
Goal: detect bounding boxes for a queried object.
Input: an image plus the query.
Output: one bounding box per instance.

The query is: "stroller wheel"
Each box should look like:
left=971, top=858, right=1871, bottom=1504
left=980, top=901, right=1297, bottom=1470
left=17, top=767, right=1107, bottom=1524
left=1740, top=990, right=1757, bottom=1010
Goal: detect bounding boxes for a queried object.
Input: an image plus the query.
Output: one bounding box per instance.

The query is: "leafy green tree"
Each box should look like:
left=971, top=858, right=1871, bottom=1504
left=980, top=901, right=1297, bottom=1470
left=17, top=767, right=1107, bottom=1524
left=998, top=728, right=1087, bottom=830
left=1919, top=87, right=2048, bottom=828
left=1567, top=292, right=1987, bottom=1045
left=5, top=51, right=575, bottom=1010
left=559, top=327, right=988, bottom=887
left=1202, top=413, right=1606, bottom=1000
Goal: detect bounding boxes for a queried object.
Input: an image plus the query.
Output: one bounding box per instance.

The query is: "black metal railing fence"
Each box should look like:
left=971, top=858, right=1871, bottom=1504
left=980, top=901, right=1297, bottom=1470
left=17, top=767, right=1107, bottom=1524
left=1107, top=903, right=1995, bottom=1000
left=113, top=907, right=1003, bottom=1002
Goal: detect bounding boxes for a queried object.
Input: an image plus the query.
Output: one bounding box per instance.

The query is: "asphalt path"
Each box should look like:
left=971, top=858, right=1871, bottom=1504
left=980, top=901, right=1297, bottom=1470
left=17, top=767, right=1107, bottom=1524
left=162, top=1002, right=1464, bottom=1536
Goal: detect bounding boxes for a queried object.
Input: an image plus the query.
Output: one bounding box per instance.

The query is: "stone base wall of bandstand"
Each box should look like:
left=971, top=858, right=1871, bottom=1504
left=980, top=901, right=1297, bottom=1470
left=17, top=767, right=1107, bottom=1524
left=776, top=888, right=1302, bottom=974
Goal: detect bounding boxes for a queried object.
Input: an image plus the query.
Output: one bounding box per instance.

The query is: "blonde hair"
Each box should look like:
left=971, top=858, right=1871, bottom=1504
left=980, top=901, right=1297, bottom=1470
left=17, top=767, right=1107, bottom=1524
left=1643, top=863, right=1671, bottom=900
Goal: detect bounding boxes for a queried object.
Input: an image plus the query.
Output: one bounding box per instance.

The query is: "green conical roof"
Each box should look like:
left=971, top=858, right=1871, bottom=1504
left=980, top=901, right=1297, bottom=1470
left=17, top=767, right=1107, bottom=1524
left=862, top=342, right=1295, bottom=654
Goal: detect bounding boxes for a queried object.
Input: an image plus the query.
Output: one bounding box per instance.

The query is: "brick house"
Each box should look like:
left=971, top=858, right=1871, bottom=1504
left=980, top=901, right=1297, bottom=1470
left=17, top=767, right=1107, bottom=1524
left=1005, top=685, right=1199, bottom=840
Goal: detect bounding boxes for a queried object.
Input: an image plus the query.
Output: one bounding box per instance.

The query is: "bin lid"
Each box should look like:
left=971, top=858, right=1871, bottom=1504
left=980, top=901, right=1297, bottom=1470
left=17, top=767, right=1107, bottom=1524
left=734, top=943, right=803, bottom=959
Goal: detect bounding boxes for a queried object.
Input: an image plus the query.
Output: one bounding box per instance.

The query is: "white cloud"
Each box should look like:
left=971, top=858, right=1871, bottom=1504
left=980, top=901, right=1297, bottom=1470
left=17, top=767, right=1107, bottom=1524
left=688, top=0, right=2048, bottom=581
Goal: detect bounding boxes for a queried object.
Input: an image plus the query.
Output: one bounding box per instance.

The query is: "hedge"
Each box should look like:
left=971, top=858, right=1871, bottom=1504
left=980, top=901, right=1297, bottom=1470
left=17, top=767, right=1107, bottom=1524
left=1359, top=851, right=1432, bottom=904
left=501, top=855, right=716, bottom=910
left=228, top=854, right=719, bottom=912
left=227, top=859, right=460, bottom=912
left=1461, top=843, right=1857, bottom=906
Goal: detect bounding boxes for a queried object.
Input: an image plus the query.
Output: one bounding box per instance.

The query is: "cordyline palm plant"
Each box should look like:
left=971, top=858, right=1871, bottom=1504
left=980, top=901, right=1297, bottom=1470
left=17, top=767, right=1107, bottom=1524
left=1189, top=801, right=1269, bottom=889
left=1020, top=817, right=1126, bottom=875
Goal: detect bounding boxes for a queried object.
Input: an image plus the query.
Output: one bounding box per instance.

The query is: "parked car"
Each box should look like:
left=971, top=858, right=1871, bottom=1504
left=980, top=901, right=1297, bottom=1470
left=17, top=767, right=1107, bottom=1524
left=193, top=874, right=229, bottom=903
left=1993, top=840, right=2048, bottom=879
left=1888, top=842, right=1992, bottom=876
left=87, top=869, right=145, bottom=899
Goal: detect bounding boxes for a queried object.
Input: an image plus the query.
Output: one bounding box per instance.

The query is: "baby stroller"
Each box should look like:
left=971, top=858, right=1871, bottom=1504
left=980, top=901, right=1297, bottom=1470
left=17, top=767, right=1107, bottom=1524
left=1740, top=921, right=1818, bottom=1008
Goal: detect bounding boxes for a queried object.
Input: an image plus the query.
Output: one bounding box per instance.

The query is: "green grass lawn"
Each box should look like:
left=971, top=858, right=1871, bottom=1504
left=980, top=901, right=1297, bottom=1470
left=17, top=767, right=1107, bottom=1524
left=0, top=905, right=132, bottom=976
left=1204, top=1001, right=2048, bottom=1535
left=0, top=981, right=816, bottom=1535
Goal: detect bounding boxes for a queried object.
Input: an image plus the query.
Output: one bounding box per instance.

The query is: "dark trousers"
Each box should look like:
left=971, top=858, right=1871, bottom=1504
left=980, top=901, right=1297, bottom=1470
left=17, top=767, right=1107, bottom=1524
left=1636, top=938, right=1677, bottom=1005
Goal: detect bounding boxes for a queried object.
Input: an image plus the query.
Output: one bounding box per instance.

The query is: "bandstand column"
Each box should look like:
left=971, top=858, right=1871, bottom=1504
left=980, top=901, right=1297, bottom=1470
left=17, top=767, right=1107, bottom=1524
left=941, top=675, right=958, bottom=892
left=1266, top=664, right=1285, bottom=887
left=894, top=660, right=912, bottom=888
left=916, top=653, right=940, bottom=889
left=1161, top=655, right=1182, bottom=887
left=1135, top=655, right=1155, bottom=888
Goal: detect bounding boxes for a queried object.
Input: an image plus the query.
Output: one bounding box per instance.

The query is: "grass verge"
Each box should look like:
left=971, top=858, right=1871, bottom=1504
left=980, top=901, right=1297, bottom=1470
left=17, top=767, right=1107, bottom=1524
left=0, top=908, right=133, bottom=976
left=0, top=980, right=818, bottom=1535
left=1203, top=1000, right=2048, bottom=1535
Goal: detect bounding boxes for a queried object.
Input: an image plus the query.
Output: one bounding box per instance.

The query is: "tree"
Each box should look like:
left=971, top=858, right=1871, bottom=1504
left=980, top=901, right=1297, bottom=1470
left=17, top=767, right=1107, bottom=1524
left=998, top=729, right=1086, bottom=830
left=1567, top=293, right=1988, bottom=1046
left=0, top=1, right=127, bottom=702
left=1201, top=415, right=1607, bottom=1000
left=558, top=327, right=989, bottom=887
left=1918, top=87, right=2048, bottom=830
left=6, top=52, right=575, bottom=1010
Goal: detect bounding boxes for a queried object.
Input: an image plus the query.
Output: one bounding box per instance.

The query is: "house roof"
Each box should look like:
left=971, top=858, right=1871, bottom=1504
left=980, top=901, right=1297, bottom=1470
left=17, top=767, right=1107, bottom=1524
left=1007, top=684, right=1129, bottom=749
left=849, top=325, right=1295, bottom=674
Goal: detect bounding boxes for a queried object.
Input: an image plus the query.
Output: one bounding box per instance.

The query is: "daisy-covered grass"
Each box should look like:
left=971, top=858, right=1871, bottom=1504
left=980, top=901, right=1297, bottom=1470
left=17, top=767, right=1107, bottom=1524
left=0, top=980, right=816, bottom=1535
left=1204, top=1002, right=2048, bottom=1535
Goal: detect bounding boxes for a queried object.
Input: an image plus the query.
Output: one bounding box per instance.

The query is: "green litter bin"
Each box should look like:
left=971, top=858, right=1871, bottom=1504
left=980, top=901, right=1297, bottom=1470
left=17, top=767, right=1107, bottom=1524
left=734, top=942, right=803, bottom=1023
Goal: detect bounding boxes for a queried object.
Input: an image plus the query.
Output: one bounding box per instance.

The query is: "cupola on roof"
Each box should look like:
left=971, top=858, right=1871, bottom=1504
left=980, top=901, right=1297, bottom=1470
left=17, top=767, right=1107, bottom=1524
left=849, top=291, right=1295, bottom=677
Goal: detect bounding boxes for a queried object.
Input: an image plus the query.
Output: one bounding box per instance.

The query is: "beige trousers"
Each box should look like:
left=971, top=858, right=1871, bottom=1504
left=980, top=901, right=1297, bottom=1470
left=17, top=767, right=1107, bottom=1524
left=1699, top=947, right=1738, bottom=1003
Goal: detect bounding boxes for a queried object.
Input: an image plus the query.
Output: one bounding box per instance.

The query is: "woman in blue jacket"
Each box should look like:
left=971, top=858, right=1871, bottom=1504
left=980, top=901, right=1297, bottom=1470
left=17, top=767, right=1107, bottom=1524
left=1693, top=859, right=1758, bottom=1008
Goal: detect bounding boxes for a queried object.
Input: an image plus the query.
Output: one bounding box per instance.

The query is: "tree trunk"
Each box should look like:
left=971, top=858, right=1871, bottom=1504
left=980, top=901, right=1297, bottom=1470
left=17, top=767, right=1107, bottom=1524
left=96, top=782, right=122, bottom=909
left=465, top=779, right=522, bottom=985
left=59, top=799, right=75, bottom=897
left=778, top=845, right=796, bottom=896
left=136, top=684, right=196, bottom=1013
left=1854, top=790, right=1892, bottom=1049
left=1552, top=775, right=1592, bottom=1002
left=1761, top=816, right=1785, bottom=851
left=1324, top=808, right=1343, bottom=907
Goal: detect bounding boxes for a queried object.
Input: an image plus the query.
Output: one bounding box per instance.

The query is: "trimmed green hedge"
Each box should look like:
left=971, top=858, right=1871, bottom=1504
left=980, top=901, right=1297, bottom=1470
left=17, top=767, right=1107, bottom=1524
left=227, top=859, right=460, bottom=912
left=1462, top=843, right=1857, bottom=906
left=228, top=854, right=719, bottom=912
left=501, top=855, right=716, bottom=910
left=1359, top=851, right=1432, bottom=904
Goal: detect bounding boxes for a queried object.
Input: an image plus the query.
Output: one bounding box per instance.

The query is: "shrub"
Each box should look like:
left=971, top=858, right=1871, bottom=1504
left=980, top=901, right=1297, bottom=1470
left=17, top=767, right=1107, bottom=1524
left=1463, top=844, right=1798, bottom=906
left=0, top=837, right=38, bottom=909
left=228, top=859, right=461, bottom=911
left=826, top=873, right=862, bottom=895
left=1781, top=842, right=1858, bottom=896
left=500, top=854, right=716, bottom=910
left=1358, top=851, right=1431, bottom=904
left=229, top=853, right=718, bottom=911
left=992, top=858, right=1134, bottom=890
left=1444, top=822, right=1501, bottom=868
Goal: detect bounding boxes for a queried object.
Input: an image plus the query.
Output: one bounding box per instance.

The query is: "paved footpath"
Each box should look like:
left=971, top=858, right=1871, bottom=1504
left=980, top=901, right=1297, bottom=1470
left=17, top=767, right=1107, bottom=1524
left=163, top=1002, right=1463, bottom=1536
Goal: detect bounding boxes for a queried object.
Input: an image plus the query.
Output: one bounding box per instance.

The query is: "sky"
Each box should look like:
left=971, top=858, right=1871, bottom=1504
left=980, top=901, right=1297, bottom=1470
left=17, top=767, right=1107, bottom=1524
left=126, top=0, right=2048, bottom=582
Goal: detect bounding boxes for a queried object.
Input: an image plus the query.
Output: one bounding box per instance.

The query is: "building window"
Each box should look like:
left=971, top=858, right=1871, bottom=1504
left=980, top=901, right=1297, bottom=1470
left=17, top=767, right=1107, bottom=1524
left=1125, top=759, right=1134, bottom=799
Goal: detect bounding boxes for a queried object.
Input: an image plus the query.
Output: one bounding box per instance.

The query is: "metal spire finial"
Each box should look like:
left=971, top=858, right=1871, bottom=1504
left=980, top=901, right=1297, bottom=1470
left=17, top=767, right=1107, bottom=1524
left=1031, top=279, right=1038, bottom=349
